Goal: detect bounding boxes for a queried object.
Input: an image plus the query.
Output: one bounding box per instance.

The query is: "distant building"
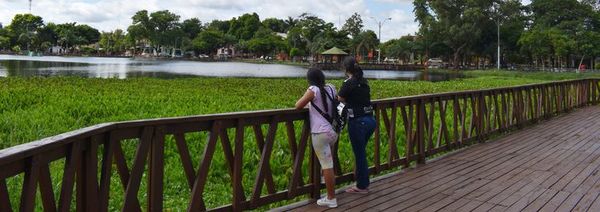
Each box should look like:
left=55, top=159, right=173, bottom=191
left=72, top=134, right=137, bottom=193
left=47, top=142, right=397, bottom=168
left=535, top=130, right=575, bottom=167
left=217, top=46, right=235, bottom=58
left=49, top=46, right=67, bottom=55
left=276, top=51, right=289, bottom=61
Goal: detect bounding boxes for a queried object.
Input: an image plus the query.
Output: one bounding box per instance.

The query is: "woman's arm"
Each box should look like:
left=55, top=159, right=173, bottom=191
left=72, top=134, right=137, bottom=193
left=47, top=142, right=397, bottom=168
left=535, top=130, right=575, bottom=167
left=337, top=96, right=346, bottom=103
left=295, top=89, right=315, bottom=110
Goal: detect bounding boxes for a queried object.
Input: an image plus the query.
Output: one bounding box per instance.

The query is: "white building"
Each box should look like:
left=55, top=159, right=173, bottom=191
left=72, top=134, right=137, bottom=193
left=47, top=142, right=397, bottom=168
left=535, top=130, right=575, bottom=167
left=49, top=46, right=66, bottom=55
left=217, top=46, right=235, bottom=58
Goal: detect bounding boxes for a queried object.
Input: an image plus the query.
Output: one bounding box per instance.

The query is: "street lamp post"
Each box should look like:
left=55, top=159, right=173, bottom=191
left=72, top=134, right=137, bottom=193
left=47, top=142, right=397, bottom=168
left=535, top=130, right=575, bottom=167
left=493, top=2, right=501, bottom=70
left=370, top=17, right=391, bottom=64
left=497, top=17, right=500, bottom=70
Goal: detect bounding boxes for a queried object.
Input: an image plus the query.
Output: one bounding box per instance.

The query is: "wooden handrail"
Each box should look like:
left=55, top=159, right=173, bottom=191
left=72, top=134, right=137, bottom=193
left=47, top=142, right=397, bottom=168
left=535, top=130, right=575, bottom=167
left=0, top=78, right=598, bottom=211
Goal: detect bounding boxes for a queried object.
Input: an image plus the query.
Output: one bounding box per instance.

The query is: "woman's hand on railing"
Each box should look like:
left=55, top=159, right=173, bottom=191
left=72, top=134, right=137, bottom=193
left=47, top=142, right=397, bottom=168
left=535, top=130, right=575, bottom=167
left=295, top=89, right=315, bottom=110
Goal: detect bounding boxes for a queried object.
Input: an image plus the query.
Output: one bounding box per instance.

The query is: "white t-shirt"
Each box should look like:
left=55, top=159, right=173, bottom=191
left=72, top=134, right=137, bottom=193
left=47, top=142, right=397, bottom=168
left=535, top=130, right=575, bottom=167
left=308, top=84, right=337, bottom=133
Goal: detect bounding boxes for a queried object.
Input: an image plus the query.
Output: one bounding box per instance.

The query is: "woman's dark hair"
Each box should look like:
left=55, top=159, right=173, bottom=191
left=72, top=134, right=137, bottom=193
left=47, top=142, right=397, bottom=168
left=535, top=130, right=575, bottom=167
left=306, top=67, right=329, bottom=112
left=343, top=57, right=365, bottom=81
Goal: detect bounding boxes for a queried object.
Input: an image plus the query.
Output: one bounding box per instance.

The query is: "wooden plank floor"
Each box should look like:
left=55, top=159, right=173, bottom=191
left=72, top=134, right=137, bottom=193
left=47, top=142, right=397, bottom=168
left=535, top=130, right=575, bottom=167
left=275, top=106, right=600, bottom=212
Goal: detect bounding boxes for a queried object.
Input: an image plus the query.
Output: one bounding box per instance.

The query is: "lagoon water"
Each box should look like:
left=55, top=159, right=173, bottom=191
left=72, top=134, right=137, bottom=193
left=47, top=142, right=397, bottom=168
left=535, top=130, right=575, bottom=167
left=0, top=54, right=463, bottom=81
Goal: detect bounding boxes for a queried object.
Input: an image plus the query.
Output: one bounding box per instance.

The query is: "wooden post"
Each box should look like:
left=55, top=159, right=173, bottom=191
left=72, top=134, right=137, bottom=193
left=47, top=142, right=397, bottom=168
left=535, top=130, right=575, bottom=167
left=0, top=180, right=11, bottom=212
left=452, top=96, right=460, bottom=147
left=149, top=127, right=165, bottom=212
left=374, top=105, right=381, bottom=173
left=390, top=103, right=398, bottom=165
left=77, top=138, right=99, bottom=212
left=232, top=120, right=245, bottom=212
left=416, top=99, right=426, bottom=164
left=592, top=79, right=598, bottom=105
left=20, top=156, right=41, bottom=212
left=478, top=92, right=486, bottom=142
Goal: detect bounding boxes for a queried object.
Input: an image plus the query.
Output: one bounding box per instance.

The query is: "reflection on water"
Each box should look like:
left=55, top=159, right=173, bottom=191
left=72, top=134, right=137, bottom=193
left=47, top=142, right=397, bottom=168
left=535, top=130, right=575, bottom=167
left=0, top=55, right=464, bottom=81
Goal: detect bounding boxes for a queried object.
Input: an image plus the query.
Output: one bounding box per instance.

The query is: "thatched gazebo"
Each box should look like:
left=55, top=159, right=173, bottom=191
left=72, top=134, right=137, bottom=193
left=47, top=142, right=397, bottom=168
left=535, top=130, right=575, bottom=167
left=320, top=47, right=348, bottom=64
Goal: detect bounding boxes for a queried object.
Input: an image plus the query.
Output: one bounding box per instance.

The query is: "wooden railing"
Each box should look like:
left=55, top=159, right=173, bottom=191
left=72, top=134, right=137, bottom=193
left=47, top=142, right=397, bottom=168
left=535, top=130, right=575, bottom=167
left=0, top=79, right=598, bottom=212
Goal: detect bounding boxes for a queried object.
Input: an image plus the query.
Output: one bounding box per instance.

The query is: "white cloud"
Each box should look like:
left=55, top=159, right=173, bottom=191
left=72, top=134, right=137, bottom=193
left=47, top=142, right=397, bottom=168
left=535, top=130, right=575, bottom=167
left=0, top=0, right=418, bottom=41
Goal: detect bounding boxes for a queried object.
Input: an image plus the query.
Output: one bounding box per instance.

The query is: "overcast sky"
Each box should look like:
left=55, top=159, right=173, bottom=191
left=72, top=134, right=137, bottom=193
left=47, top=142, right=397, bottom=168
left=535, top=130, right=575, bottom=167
left=0, top=0, right=532, bottom=42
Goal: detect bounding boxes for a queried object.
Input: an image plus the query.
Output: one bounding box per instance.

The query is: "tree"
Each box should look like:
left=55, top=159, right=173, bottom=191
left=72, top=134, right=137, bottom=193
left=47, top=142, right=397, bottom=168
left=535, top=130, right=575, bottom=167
left=289, top=47, right=304, bottom=59
left=55, top=23, right=79, bottom=51
left=228, top=13, right=261, bottom=40
left=530, top=0, right=586, bottom=31
left=7, top=14, right=44, bottom=51
left=297, top=13, right=332, bottom=42
left=0, top=27, right=10, bottom=50
left=127, top=10, right=152, bottom=48
left=572, top=3, right=600, bottom=69
left=262, top=18, right=286, bottom=33
left=309, top=28, right=349, bottom=55
left=521, top=0, right=600, bottom=69
left=192, top=29, right=235, bottom=54
left=284, top=16, right=299, bottom=32
left=342, top=12, right=363, bottom=38
left=295, top=13, right=335, bottom=56
left=495, top=0, right=528, bottom=65
left=178, top=18, right=200, bottom=52
left=37, top=23, right=58, bottom=48
left=99, top=29, right=127, bottom=54
left=414, top=0, right=493, bottom=69
left=181, top=18, right=203, bottom=39
left=413, top=0, right=436, bottom=62
left=548, top=28, right=572, bottom=67
left=149, top=10, right=182, bottom=48
left=53, top=23, right=100, bottom=52
left=518, top=26, right=553, bottom=69
left=127, top=10, right=184, bottom=52
left=574, top=27, right=600, bottom=69
left=206, top=20, right=230, bottom=33
left=353, top=30, right=379, bottom=60
left=246, top=27, right=287, bottom=56
left=287, top=27, right=306, bottom=49
left=75, top=24, right=100, bottom=45
left=382, top=36, right=416, bottom=63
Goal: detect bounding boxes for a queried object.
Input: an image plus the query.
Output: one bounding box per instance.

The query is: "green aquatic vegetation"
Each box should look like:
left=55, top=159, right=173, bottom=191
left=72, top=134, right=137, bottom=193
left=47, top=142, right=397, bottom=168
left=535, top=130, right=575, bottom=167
left=0, top=76, right=550, bottom=148
left=0, top=75, right=557, bottom=210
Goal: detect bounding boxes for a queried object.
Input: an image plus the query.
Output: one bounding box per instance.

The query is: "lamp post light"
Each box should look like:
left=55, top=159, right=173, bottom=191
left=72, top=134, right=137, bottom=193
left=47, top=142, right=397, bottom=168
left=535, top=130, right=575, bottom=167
left=492, top=2, right=501, bottom=70
left=370, top=17, right=391, bottom=64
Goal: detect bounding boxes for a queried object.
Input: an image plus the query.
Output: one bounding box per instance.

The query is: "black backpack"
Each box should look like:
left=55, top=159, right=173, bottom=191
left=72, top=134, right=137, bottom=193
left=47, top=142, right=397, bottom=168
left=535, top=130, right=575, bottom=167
left=310, top=85, right=346, bottom=134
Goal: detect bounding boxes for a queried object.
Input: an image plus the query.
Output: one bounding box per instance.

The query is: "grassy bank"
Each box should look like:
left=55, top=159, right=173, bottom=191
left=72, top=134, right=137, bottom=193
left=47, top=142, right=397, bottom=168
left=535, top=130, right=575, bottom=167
left=0, top=72, right=591, bottom=210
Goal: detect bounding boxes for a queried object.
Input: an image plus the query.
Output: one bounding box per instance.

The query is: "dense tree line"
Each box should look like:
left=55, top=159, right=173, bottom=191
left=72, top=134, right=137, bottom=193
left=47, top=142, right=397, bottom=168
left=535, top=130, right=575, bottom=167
left=0, top=14, right=100, bottom=54
left=0, top=10, right=380, bottom=60
left=411, top=0, right=600, bottom=69
left=1, top=0, right=598, bottom=69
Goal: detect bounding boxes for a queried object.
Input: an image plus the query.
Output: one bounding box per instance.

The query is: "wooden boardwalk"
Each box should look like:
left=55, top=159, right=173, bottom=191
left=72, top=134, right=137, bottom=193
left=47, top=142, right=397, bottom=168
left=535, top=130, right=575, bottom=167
left=279, top=106, right=600, bottom=212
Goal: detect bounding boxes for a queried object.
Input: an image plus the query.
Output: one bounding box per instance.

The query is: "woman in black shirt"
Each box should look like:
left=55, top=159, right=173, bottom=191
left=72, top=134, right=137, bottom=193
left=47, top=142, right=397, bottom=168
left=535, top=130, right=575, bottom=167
left=338, top=57, right=376, bottom=193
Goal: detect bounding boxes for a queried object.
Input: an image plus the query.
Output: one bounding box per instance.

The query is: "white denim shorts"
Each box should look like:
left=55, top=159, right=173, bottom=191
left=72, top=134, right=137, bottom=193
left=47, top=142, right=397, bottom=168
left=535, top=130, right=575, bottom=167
left=311, top=131, right=338, bottom=169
